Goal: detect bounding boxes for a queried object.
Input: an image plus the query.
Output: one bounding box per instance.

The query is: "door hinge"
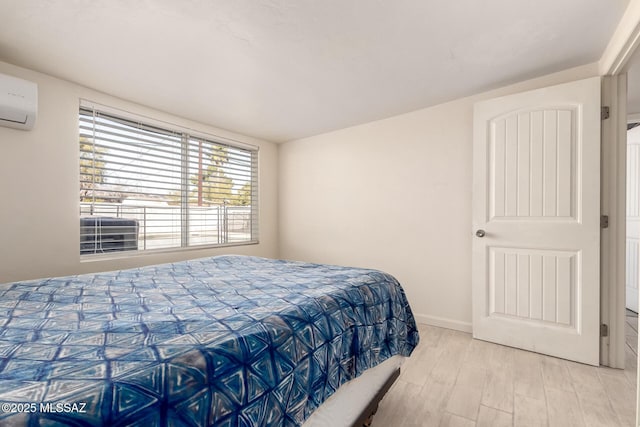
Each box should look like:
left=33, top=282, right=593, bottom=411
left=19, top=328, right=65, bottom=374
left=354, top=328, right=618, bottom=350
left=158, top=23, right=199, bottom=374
left=600, top=324, right=609, bottom=337
left=601, top=106, right=610, bottom=120
left=601, top=215, right=609, bottom=228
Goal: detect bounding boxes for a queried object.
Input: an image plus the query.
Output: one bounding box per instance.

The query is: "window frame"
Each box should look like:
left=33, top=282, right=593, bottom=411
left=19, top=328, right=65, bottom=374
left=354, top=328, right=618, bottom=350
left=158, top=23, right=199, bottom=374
left=79, top=101, right=259, bottom=259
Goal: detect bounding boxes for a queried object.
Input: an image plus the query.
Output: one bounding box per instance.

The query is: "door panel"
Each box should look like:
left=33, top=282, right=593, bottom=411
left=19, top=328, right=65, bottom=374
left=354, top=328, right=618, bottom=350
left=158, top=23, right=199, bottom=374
left=488, top=248, right=576, bottom=325
left=472, top=77, right=601, bottom=365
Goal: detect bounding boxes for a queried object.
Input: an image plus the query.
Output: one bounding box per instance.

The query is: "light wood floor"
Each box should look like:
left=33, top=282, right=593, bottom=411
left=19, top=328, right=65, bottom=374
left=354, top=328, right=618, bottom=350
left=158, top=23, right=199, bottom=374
left=371, top=318, right=639, bottom=427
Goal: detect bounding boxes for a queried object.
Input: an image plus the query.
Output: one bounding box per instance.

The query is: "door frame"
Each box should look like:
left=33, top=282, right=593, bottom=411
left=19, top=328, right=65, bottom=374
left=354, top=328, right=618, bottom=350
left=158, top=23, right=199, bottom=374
left=599, top=1, right=640, bottom=371
left=599, top=4, right=640, bottom=426
left=600, top=74, right=627, bottom=369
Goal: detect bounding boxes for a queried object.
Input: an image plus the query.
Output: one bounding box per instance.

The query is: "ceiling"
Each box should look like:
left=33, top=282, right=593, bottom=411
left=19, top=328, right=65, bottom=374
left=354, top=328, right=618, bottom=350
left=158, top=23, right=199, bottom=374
left=0, top=0, right=630, bottom=142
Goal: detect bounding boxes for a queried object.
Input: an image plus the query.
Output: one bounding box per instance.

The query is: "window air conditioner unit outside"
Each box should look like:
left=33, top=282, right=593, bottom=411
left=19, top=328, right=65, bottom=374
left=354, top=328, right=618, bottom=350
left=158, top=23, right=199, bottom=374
left=80, top=217, right=139, bottom=255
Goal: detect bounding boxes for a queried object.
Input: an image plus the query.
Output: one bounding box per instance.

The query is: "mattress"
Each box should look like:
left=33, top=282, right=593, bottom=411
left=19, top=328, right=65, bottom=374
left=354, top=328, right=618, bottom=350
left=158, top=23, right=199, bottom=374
left=0, top=255, right=419, bottom=426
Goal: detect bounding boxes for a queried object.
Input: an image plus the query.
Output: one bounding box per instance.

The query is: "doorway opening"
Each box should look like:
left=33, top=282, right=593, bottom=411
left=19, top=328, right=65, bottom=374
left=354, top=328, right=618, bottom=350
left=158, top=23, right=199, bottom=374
left=625, top=117, right=640, bottom=379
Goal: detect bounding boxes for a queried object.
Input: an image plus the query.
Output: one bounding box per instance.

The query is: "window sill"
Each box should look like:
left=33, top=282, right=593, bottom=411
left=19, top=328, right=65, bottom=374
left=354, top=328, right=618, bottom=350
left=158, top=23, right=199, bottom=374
left=79, top=240, right=260, bottom=263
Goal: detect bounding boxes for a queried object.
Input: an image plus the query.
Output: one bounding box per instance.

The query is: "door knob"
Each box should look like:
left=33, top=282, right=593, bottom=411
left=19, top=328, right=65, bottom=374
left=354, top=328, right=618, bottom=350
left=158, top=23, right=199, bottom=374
left=475, top=229, right=486, bottom=238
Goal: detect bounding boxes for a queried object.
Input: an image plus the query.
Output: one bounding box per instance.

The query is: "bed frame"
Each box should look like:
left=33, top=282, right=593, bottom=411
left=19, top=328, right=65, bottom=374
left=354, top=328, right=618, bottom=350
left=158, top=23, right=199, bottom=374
left=355, top=367, right=401, bottom=427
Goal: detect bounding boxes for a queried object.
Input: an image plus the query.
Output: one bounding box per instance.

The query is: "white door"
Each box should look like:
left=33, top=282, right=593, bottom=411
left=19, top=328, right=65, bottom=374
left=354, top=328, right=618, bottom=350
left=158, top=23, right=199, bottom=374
left=472, top=77, right=601, bottom=366
left=626, top=126, right=640, bottom=313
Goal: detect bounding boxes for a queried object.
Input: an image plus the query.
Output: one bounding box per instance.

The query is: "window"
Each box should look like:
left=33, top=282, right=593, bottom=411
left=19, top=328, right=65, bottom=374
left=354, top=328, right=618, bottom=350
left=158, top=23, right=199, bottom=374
left=79, top=103, right=258, bottom=256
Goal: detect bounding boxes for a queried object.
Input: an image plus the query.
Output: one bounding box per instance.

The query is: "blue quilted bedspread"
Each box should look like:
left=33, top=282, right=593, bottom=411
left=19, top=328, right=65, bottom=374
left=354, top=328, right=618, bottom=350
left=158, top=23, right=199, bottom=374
left=0, top=255, right=419, bottom=426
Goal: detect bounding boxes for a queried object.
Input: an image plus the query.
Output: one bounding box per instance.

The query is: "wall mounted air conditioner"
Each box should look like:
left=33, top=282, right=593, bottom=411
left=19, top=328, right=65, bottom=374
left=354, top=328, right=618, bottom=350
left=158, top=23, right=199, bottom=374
left=0, top=72, right=37, bottom=130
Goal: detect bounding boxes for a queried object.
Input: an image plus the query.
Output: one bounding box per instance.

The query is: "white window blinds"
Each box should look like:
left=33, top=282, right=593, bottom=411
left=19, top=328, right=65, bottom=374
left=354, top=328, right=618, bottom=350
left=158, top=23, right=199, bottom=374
left=79, top=104, right=258, bottom=256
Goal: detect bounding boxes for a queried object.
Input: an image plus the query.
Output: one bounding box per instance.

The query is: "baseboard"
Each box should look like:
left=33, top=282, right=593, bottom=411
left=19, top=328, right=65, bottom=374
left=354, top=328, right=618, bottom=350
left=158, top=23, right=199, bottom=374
left=414, top=313, right=472, bottom=333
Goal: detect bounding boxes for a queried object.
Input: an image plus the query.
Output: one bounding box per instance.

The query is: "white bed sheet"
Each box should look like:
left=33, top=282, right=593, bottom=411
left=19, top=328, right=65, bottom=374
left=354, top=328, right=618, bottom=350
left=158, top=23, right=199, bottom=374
left=302, top=355, right=405, bottom=427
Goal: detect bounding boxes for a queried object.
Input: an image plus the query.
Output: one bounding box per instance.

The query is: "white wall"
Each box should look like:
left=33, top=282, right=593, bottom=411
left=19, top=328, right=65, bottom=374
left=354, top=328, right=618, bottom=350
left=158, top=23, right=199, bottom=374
left=279, top=63, right=600, bottom=331
left=0, top=60, right=278, bottom=283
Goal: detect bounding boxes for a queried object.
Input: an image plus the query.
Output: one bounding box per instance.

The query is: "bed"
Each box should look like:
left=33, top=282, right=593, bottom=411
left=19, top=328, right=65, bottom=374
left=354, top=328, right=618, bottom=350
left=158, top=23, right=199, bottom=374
left=0, top=255, right=419, bottom=426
